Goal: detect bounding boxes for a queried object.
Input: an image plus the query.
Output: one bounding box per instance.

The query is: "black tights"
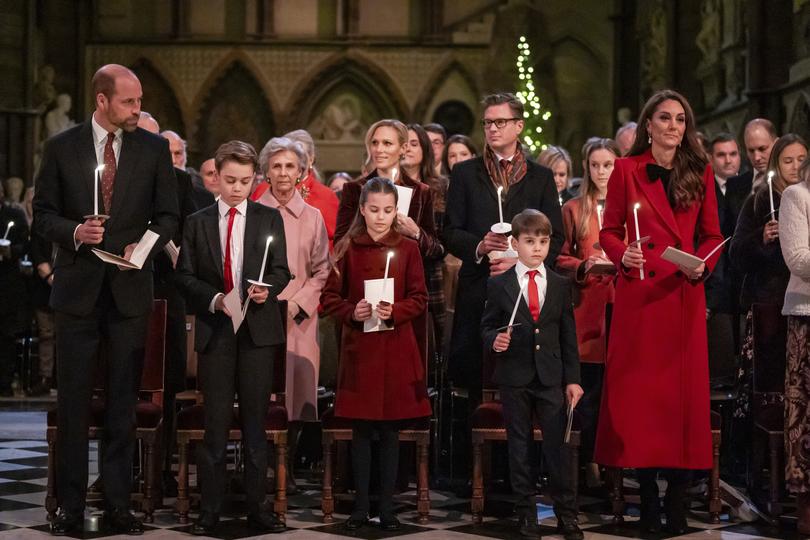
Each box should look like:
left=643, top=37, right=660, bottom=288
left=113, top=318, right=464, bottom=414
left=637, top=468, right=693, bottom=499
left=351, top=420, right=400, bottom=518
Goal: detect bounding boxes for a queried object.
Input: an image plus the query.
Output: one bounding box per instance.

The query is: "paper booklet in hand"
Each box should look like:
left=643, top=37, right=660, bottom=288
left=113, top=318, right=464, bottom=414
left=363, top=278, right=394, bottom=333
left=163, top=240, right=179, bottom=260
left=92, top=230, right=160, bottom=270
left=585, top=260, right=616, bottom=275
left=395, top=185, right=413, bottom=216
left=222, top=288, right=244, bottom=333
left=660, top=236, right=731, bottom=271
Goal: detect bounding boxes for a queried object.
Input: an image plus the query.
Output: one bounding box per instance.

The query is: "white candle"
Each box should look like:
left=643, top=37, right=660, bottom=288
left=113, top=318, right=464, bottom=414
left=497, top=185, right=505, bottom=224
left=508, top=275, right=529, bottom=328
left=2, top=221, right=13, bottom=240
left=633, top=202, right=644, bottom=280
left=597, top=204, right=606, bottom=257
left=94, top=165, right=105, bottom=216
left=559, top=195, right=563, bottom=207
left=390, top=167, right=398, bottom=184
left=380, top=250, right=395, bottom=299
left=258, top=235, right=273, bottom=283
left=767, top=170, right=776, bottom=217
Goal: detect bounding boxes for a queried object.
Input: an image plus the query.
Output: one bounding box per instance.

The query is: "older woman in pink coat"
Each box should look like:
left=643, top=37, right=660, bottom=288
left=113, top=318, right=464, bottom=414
left=257, top=137, right=330, bottom=491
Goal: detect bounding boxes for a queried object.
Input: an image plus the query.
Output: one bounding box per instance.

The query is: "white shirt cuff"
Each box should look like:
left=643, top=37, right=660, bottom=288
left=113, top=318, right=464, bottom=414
left=73, top=224, right=82, bottom=250
left=475, top=241, right=485, bottom=264
left=209, top=293, right=223, bottom=313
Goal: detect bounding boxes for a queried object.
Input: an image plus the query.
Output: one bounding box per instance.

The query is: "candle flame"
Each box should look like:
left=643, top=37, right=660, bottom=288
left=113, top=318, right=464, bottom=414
left=633, top=203, right=641, bottom=210
left=95, top=164, right=105, bottom=173
left=7, top=221, right=13, bottom=228
left=268, top=235, right=273, bottom=243
left=387, top=250, right=395, bottom=260
left=391, top=168, right=398, bottom=182
left=767, top=170, right=775, bottom=180
left=497, top=185, right=504, bottom=196
left=597, top=204, right=603, bottom=212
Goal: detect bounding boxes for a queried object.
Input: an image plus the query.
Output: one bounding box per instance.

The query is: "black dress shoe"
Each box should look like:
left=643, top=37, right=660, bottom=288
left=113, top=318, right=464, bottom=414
left=190, top=511, right=218, bottom=536
left=344, top=514, right=369, bottom=530
left=50, top=509, right=82, bottom=536
left=247, top=509, right=286, bottom=533
left=379, top=514, right=401, bottom=531
left=518, top=515, right=542, bottom=538
left=105, top=509, right=144, bottom=535
left=557, top=519, right=584, bottom=540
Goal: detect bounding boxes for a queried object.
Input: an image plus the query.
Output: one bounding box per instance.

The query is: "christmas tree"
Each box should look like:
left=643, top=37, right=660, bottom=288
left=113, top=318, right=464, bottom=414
left=515, top=35, right=552, bottom=153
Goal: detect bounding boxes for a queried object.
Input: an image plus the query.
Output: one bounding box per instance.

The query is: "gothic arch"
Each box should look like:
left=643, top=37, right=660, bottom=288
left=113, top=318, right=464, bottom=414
left=190, top=60, right=275, bottom=167
left=788, top=92, right=810, bottom=143
left=286, top=53, right=410, bottom=131
left=412, top=58, right=480, bottom=123
left=130, top=58, right=186, bottom=136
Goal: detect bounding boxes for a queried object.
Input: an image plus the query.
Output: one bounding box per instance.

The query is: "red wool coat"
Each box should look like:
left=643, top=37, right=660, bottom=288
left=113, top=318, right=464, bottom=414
left=556, top=197, right=616, bottom=363
left=594, top=150, right=723, bottom=469
left=320, top=230, right=432, bottom=420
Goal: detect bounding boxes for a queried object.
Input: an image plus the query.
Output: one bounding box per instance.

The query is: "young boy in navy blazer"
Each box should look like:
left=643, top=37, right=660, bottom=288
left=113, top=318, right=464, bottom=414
left=481, top=209, right=584, bottom=540
left=176, top=140, right=291, bottom=535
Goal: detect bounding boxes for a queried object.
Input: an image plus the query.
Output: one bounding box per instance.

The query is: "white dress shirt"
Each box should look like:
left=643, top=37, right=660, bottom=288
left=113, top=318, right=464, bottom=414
left=514, top=260, right=547, bottom=313
left=715, top=175, right=727, bottom=196
left=209, top=198, right=247, bottom=312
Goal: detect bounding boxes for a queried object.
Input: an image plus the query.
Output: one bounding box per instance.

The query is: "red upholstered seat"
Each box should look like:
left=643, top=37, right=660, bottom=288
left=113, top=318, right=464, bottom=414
left=262, top=404, right=288, bottom=431
left=471, top=401, right=505, bottom=430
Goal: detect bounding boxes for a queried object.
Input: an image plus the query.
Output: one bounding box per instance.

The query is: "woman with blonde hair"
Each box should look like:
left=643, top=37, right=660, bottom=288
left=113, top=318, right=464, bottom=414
left=538, top=145, right=573, bottom=204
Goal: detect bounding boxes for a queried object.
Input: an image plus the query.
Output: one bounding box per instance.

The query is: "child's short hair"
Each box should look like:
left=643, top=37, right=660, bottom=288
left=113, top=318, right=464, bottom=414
left=511, top=209, right=552, bottom=238
left=214, top=140, right=258, bottom=172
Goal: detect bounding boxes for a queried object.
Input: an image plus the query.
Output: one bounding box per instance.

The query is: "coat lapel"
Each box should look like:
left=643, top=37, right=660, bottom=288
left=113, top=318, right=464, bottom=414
left=74, top=123, right=97, bottom=213
left=633, top=159, right=681, bottom=239
left=536, top=272, right=557, bottom=326
left=203, top=206, right=223, bottom=281
left=109, top=131, right=139, bottom=217
left=242, top=202, right=260, bottom=290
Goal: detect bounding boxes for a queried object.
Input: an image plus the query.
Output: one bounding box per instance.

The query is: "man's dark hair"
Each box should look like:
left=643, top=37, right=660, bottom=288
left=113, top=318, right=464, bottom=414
left=424, top=123, right=447, bottom=141
left=481, top=92, right=525, bottom=118
left=708, top=132, right=739, bottom=154
left=214, top=140, right=259, bottom=172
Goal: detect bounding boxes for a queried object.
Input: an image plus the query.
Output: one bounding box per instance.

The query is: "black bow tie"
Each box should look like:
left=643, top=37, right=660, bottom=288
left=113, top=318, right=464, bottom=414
left=646, top=163, right=672, bottom=183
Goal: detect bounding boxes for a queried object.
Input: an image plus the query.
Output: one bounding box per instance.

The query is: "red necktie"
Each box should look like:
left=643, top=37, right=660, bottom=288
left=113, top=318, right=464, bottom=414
left=223, top=207, right=237, bottom=293
left=527, top=269, right=541, bottom=321
left=101, top=132, right=117, bottom=213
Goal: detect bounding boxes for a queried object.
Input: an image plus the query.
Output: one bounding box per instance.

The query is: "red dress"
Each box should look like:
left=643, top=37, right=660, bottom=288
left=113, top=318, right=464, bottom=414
left=555, top=197, right=616, bottom=363
left=320, top=230, right=432, bottom=420
left=252, top=170, right=339, bottom=250
left=594, top=150, right=724, bottom=469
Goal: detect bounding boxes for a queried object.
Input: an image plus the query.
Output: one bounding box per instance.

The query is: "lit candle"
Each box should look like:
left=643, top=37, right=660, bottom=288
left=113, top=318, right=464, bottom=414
left=258, top=235, right=273, bottom=283
left=767, top=170, right=776, bottom=218
left=2, top=221, right=13, bottom=240
left=497, top=185, right=505, bottom=225
left=633, top=202, right=644, bottom=281
left=390, top=167, right=398, bottom=184
left=508, top=275, right=529, bottom=328
left=559, top=194, right=563, bottom=207
left=94, top=165, right=105, bottom=216
left=596, top=204, right=606, bottom=257
left=381, top=250, right=394, bottom=298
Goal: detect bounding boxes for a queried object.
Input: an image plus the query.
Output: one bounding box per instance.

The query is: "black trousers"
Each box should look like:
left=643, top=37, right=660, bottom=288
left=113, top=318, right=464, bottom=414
left=578, top=363, right=604, bottom=463
left=500, top=378, right=577, bottom=520
left=351, top=420, right=400, bottom=518
left=196, top=322, right=278, bottom=514
left=54, top=287, right=148, bottom=513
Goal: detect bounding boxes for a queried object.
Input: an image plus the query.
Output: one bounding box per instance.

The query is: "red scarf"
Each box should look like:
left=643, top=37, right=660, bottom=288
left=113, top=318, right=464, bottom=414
left=483, top=142, right=528, bottom=192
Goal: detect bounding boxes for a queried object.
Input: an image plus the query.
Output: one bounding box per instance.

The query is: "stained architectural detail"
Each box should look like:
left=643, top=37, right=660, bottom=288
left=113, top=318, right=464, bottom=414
left=636, top=0, right=668, bottom=99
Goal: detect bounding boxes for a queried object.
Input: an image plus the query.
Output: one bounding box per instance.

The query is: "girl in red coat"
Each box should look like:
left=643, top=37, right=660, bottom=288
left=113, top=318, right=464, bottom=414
left=594, top=90, right=724, bottom=534
left=320, top=177, right=431, bottom=531
left=555, top=137, right=620, bottom=486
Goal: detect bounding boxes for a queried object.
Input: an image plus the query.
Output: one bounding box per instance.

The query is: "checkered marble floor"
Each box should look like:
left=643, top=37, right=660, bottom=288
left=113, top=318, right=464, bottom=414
left=0, top=437, right=800, bottom=539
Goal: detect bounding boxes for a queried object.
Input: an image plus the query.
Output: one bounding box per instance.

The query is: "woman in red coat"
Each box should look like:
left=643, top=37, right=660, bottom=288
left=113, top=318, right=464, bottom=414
left=594, top=90, right=724, bottom=534
left=321, top=177, right=431, bottom=531
left=555, top=137, right=620, bottom=485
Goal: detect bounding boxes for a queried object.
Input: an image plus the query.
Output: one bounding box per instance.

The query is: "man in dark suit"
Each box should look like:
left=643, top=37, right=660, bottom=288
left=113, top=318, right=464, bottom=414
left=724, top=118, right=778, bottom=216
left=443, top=92, right=563, bottom=398
left=175, top=141, right=290, bottom=535
left=33, top=64, right=178, bottom=535
left=481, top=209, right=582, bottom=539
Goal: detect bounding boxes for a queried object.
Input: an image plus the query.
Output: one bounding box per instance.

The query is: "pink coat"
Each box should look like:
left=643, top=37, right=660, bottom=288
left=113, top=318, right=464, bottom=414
left=258, top=189, right=330, bottom=421
left=594, top=150, right=723, bottom=469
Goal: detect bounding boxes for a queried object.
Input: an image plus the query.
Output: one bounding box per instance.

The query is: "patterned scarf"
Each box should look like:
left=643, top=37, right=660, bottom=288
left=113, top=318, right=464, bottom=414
left=483, top=141, right=528, bottom=192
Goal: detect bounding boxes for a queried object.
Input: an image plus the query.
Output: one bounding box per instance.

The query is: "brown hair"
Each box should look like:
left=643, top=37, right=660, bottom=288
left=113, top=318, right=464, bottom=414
left=214, top=140, right=259, bottom=172
left=628, top=89, right=707, bottom=209
left=363, top=119, right=408, bottom=171
left=511, top=209, right=552, bottom=238
left=441, top=134, right=478, bottom=174
left=423, top=123, right=447, bottom=142
left=481, top=92, right=525, bottom=118
left=766, top=133, right=808, bottom=196
left=332, top=177, right=399, bottom=264
left=407, top=123, right=448, bottom=211
left=801, top=152, right=810, bottom=186
left=576, top=138, right=620, bottom=241
left=537, top=145, right=573, bottom=180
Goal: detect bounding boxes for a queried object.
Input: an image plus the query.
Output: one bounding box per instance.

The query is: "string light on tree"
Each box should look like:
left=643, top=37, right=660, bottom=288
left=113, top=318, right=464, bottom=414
left=515, top=35, right=552, bottom=153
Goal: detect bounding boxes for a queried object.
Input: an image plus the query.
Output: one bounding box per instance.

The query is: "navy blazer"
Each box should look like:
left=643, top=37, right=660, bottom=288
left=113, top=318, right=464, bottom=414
left=480, top=266, right=580, bottom=388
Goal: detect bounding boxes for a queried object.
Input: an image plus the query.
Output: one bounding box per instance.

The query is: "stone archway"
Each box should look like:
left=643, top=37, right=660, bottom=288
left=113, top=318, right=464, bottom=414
left=131, top=58, right=185, bottom=136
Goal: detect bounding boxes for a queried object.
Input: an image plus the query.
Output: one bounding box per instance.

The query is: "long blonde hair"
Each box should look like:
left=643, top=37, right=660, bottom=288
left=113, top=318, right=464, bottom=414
left=576, top=138, right=620, bottom=241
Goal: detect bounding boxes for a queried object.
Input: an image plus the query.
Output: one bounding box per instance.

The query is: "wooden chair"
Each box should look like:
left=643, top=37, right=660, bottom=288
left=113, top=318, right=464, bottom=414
left=750, top=302, right=788, bottom=517
left=607, top=409, right=723, bottom=524
left=45, top=299, right=168, bottom=522
left=174, top=301, right=289, bottom=524
left=470, top=348, right=582, bottom=524
left=320, top=317, right=432, bottom=524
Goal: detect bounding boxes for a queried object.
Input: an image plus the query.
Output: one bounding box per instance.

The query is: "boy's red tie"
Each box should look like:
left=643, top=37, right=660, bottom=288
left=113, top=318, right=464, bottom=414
left=223, top=207, right=237, bottom=293
left=527, top=269, right=540, bottom=321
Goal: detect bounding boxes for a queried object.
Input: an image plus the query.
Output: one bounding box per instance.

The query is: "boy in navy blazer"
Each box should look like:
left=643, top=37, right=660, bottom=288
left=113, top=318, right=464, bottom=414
left=176, top=141, right=291, bottom=535
left=481, top=209, right=584, bottom=539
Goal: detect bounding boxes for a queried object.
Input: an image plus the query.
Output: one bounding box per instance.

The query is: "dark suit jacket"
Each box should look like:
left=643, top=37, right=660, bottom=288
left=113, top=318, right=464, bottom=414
left=154, top=167, right=199, bottom=278
left=724, top=170, right=753, bottom=237
left=176, top=201, right=291, bottom=353
left=32, top=122, right=179, bottom=317
left=442, top=156, right=563, bottom=387
left=480, top=266, right=580, bottom=388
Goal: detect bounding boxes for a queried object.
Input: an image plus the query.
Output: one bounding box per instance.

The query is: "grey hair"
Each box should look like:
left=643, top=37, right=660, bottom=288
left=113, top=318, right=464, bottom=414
left=259, top=137, right=308, bottom=175
left=161, top=130, right=187, bottom=149
left=283, top=129, right=316, bottom=162
left=615, top=121, right=638, bottom=140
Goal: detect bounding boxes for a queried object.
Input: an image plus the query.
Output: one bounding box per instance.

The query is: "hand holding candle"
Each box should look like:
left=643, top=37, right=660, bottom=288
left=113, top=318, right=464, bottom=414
left=633, top=202, right=645, bottom=280
left=85, top=165, right=109, bottom=220
left=491, top=185, right=512, bottom=234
